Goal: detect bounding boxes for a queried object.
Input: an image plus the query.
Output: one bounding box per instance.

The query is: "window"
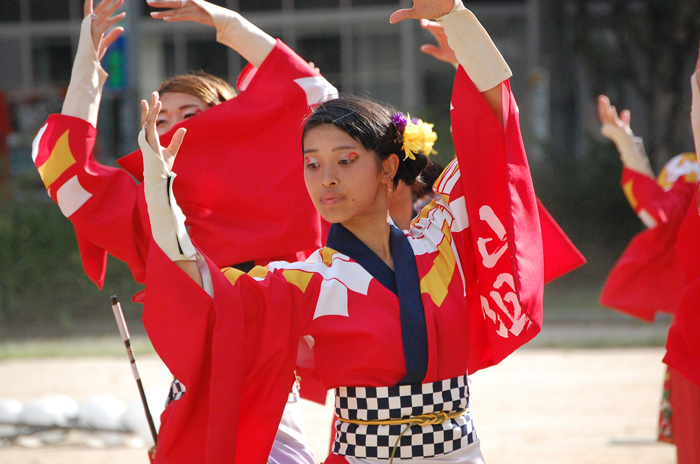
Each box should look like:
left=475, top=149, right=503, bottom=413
left=295, top=0, right=340, bottom=9
left=297, top=36, right=341, bottom=88
left=1, top=0, right=21, bottom=23
left=0, top=39, right=23, bottom=90
left=29, top=0, right=70, bottom=21
left=32, top=38, right=73, bottom=87
left=238, top=0, right=282, bottom=12
left=187, top=39, right=229, bottom=80
left=352, top=0, right=398, bottom=6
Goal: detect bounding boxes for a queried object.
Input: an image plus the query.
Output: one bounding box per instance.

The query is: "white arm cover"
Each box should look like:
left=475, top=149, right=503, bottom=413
left=61, top=15, right=109, bottom=126
left=691, top=71, right=700, bottom=159
left=437, top=2, right=512, bottom=92
left=601, top=123, right=654, bottom=177
left=192, top=0, right=275, bottom=69
left=138, top=129, right=197, bottom=262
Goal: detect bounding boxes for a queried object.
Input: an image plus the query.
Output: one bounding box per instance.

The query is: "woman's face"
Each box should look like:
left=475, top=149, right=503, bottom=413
left=303, top=124, right=393, bottom=225
left=156, top=92, right=210, bottom=135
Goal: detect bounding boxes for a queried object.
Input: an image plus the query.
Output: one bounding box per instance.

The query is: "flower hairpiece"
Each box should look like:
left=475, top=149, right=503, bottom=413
left=393, top=112, right=437, bottom=161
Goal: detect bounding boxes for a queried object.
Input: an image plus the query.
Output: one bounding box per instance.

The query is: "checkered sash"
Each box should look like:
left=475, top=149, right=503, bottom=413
left=333, top=375, right=476, bottom=459
left=165, top=378, right=187, bottom=406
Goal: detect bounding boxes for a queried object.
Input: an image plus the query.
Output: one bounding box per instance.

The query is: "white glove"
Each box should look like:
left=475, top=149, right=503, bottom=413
left=691, top=71, right=700, bottom=160
left=437, top=3, right=512, bottom=92
left=601, top=123, right=654, bottom=177
left=138, top=129, right=197, bottom=262
left=61, top=15, right=108, bottom=126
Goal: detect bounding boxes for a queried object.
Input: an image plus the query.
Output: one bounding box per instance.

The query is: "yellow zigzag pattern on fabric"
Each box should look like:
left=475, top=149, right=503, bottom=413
left=222, top=264, right=313, bottom=294
left=283, top=269, right=313, bottom=293
left=222, top=267, right=245, bottom=286
left=37, top=130, right=76, bottom=189
left=420, top=221, right=456, bottom=307
left=622, top=179, right=637, bottom=210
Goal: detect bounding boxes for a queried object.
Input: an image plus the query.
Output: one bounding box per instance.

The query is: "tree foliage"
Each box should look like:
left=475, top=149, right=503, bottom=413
left=572, top=0, right=700, bottom=170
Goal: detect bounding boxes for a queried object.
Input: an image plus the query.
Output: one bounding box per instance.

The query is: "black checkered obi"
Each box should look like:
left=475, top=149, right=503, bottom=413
left=333, top=374, right=476, bottom=459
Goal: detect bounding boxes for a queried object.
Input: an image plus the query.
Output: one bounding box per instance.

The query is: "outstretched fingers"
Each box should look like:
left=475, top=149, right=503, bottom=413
left=419, top=19, right=457, bottom=65
left=389, top=0, right=456, bottom=24
left=84, top=0, right=94, bottom=17
left=89, top=0, right=125, bottom=56
left=98, top=26, right=124, bottom=59
left=143, top=92, right=163, bottom=153
left=168, top=128, right=187, bottom=159
left=148, top=0, right=214, bottom=26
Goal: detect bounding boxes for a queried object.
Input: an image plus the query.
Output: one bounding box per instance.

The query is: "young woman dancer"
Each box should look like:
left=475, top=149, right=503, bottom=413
left=138, top=0, right=550, bottom=462
left=597, top=93, right=700, bottom=463
left=661, top=50, right=700, bottom=464
left=32, top=0, right=337, bottom=462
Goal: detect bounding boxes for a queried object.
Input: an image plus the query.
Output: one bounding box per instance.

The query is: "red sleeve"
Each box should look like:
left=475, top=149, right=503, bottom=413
left=621, top=167, right=695, bottom=226
left=600, top=158, right=697, bottom=321
left=33, top=114, right=151, bottom=287
left=446, top=70, right=544, bottom=373
left=144, top=244, right=313, bottom=464
left=116, top=41, right=335, bottom=268
left=664, top=277, right=700, bottom=387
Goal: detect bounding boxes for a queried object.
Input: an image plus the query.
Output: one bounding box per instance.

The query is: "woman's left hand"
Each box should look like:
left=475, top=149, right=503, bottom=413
left=141, top=91, right=187, bottom=171
left=419, top=19, right=458, bottom=67
left=147, top=0, right=214, bottom=27
left=389, top=0, right=459, bottom=24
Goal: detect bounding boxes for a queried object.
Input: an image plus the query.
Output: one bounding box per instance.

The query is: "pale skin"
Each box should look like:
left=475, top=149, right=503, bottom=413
left=420, top=19, right=458, bottom=68
left=597, top=94, right=632, bottom=134
left=85, top=0, right=125, bottom=61
left=147, top=0, right=506, bottom=283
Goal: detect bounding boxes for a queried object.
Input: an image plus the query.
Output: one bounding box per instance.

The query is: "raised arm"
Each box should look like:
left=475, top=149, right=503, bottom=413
left=62, top=0, right=125, bottom=125
left=140, top=91, right=204, bottom=287
left=391, top=0, right=510, bottom=124
left=597, top=95, right=654, bottom=178
left=147, top=0, right=275, bottom=68
left=691, top=46, right=700, bottom=174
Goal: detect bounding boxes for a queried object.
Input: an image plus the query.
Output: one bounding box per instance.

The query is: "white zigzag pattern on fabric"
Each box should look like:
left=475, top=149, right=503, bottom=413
left=269, top=250, right=372, bottom=319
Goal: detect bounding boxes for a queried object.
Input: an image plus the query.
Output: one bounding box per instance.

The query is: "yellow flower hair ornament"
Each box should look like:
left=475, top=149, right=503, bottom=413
left=392, top=112, right=438, bottom=161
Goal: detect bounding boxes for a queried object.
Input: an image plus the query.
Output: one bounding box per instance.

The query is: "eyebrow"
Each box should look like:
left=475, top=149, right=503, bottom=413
left=159, top=104, right=202, bottom=115
left=303, top=145, right=358, bottom=154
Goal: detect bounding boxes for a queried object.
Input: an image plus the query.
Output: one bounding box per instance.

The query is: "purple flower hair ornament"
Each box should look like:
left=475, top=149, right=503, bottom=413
left=391, top=112, right=407, bottom=133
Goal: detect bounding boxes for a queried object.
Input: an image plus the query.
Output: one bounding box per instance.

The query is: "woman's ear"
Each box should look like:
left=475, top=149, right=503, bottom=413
left=381, top=153, right=400, bottom=185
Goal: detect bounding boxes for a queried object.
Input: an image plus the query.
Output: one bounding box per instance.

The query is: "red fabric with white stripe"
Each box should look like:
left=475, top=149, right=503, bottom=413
left=601, top=162, right=696, bottom=321
left=32, top=40, right=327, bottom=288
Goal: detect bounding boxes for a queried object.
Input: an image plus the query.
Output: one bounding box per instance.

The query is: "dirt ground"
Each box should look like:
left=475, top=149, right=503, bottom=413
left=0, top=348, right=677, bottom=464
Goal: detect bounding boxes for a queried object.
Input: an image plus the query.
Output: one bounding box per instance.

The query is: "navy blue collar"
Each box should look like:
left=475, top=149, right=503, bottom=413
left=326, top=223, right=429, bottom=385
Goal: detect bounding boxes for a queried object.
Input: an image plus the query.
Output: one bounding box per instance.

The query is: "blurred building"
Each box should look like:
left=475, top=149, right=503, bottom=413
left=0, top=0, right=550, bottom=176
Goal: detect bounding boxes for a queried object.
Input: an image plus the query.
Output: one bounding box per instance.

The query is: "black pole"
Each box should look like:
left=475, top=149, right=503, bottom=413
left=110, top=295, right=158, bottom=445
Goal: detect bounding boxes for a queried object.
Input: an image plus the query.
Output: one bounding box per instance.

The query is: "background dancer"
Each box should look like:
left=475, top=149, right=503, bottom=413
left=662, top=46, right=700, bottom=464
left=597, top=92, right=700, bottom=464
left=31, top=0, right=337, bottom=461
left=136, top=0, right=578, bottom=461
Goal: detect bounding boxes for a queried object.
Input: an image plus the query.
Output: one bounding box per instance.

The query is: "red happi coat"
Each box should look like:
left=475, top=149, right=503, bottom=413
left=600, top=154, right=698, bottom=321
left=143, top=68, right=549, bottom=463
left=32, top=40, right=330, bottom=288
left=664, top=188, right=700, bottom=386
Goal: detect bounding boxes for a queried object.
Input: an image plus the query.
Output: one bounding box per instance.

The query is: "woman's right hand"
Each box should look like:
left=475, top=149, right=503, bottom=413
left=141, top=91, right=187, bottom=172
left=147, top=0, right=215, bottom=27
left=85, top=0, right=126, bottom=60
left=419, top=19, right=458, bottom=68
left=597, top=94, right=631, bottom=134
